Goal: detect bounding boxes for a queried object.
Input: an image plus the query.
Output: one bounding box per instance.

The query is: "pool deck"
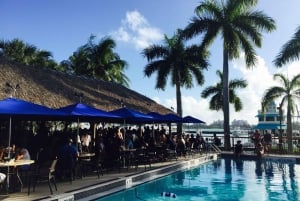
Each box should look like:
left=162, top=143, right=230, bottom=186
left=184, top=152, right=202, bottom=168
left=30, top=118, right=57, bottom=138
left=0, top=153, right=216, bottom=201
left=1, top=151, right=299, bottom=201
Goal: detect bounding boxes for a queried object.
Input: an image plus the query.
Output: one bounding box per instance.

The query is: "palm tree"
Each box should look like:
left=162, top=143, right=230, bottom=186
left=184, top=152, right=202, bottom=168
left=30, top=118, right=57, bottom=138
left=182, top=0, right=276, bottom=150
left=69, top=36, right=130, bottom=87
left=274, top=26, right=300, bottom=67
left=142, top=29, right=209, bottom=133
left=262, top=73, right=300, bottom=153
left=201, top=70, right=247, bottom=112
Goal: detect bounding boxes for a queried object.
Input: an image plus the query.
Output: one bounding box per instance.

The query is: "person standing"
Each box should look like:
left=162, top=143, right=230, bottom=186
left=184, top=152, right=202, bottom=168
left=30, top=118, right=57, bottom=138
left=81, top=132, right=91, bottom=153
left=252, top=130, right=262, bottom=152
left=263, top=130, right=272, bottom=152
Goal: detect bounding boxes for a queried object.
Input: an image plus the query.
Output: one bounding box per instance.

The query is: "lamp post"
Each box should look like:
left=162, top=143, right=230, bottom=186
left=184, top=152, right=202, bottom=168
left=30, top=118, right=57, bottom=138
left=5, top=82, right=20, bottom=97
left=74, top=92, right=84, bottom=103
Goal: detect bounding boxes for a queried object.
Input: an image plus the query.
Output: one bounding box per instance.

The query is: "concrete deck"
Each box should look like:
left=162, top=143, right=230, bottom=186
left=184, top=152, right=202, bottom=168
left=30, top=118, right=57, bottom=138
left=0, top=153, right=216, bottom=201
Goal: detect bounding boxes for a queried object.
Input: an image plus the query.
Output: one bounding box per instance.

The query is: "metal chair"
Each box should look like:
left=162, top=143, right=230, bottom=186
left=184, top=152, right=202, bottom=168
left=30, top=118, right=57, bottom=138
left=28, top=158, right=58, bottom=195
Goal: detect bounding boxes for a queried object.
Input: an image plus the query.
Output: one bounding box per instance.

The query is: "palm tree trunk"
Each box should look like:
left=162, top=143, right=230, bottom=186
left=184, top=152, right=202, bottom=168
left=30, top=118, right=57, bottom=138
left=176, top=82, right=183, bottom=134
left=223, top=47, right=231, bottom=150
left=287, top=100, right=293, bottom=152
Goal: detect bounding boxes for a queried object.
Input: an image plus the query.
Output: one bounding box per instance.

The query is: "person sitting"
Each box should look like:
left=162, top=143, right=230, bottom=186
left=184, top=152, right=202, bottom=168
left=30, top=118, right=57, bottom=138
left=256, top=143, right=264, bottom=158
left=213, top=133, right=221, bottom=146
left=234, top=140, right=243, bottom=158
left=58, top=138, right=79, bottom=180
left=15, top=144, right=31, bottom=170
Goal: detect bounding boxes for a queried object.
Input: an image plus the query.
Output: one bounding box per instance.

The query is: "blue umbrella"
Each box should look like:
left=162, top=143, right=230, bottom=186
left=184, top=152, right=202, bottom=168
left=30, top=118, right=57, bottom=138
left=163, top=113, right=182, bottom=123
left=147, top=112, right=170, bottom=123
left=0, top=97, right=64, bottom=118
left=56, top=103, right=121, bottom=121
left=182, top=115, right=206, bottom=124
left=109, top=107, right=154, bottom=123
left=56, top=103, right=122, bottom=150
left=0, top=97, right=65, bottom=150
left=0, top=97, right=65, bottom=190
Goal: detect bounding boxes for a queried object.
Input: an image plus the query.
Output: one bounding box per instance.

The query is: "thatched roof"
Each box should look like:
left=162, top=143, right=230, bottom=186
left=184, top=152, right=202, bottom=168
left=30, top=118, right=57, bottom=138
left=0, top=59, right=172, bottom=114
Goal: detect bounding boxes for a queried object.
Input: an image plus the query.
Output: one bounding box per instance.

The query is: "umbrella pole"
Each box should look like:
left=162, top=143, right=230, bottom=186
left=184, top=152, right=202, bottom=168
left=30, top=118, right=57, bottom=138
left=6, top=116, right=12, bottom=193
left=76, top=118, right=81, bottom=153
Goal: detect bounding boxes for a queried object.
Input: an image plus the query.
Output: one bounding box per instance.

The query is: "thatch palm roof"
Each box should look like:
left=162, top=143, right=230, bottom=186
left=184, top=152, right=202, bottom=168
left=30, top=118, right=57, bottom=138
left=0, top=59, right=172, bottom=114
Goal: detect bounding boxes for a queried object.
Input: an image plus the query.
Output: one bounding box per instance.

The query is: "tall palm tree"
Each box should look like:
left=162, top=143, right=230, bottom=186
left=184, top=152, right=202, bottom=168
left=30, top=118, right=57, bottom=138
left=182, top=0, right=276, bottom=150
left=262, top=73, right=300, bottom=153
left=201, top=70, right=247, bottom=112
left=70, top=36, right=130, bottom=87
left=142, top=29, right=209, bottom=133
left=274, top=26, right=300, bottom=67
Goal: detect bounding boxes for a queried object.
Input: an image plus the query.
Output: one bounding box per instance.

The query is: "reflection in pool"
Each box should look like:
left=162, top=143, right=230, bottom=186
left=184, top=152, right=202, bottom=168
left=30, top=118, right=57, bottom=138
left=96, top=158, right=300, bottom=201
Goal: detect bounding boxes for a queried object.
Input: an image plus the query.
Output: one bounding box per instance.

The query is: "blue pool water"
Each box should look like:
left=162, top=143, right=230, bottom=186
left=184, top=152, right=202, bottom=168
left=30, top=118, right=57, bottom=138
left=96, top=158, right=300, bottom=201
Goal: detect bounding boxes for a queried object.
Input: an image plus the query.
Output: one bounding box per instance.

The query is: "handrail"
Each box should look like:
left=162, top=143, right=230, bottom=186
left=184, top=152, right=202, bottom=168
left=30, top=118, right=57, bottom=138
left=208, top=143, right=222, bottom=153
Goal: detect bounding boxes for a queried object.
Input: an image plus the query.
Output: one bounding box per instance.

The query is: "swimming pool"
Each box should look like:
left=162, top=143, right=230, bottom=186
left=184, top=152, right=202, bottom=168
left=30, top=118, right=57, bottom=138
left=95, top=157, right=300, bottom=201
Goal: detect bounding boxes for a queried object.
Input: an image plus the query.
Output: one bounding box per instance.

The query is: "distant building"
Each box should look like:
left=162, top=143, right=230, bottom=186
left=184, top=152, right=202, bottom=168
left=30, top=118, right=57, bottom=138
left=255, top=101, right=286, bottom=134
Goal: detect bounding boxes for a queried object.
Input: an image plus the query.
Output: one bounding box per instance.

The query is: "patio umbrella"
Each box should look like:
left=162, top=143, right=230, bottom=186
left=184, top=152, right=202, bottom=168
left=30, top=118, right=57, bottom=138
left=182, top=115, right=206, bottom=124
left=0, top=97, right=65, bottom=149
left=56, top=103, right=122, bottom=148
left=182, top=115, right=205, bottom=135
left=56, top=103, right=121, bottom=121
left=109, top=107, right=154, bottom=124
left=163, top=113, right=182, bottom=123
left=147, top=112, right=169, bottom=123
left=0, top=97, right=64, bottom=191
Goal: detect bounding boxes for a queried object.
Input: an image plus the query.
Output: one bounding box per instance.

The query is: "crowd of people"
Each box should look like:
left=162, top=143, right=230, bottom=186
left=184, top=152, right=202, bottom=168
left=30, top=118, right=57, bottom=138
left=0, top=122, right=276, bottom=182
left=234, top=129, right=273, bottom=158
left=0, top=125, right=219, bottom=181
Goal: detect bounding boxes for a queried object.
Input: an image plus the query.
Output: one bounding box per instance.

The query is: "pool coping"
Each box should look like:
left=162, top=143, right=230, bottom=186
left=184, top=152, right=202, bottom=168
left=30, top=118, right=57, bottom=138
left=41, top=154, right=218, bottom=201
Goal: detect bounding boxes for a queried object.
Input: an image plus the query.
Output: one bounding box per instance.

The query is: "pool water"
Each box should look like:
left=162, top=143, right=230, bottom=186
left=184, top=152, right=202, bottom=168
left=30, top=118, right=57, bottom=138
left=96, top=158, right=300, bottom=201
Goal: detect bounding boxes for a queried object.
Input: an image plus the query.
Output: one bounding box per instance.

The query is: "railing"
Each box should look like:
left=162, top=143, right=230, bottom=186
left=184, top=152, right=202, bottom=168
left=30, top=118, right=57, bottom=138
left=207, top=143, right=222, bottom=153
left=202, top=134, right=300, bottom=154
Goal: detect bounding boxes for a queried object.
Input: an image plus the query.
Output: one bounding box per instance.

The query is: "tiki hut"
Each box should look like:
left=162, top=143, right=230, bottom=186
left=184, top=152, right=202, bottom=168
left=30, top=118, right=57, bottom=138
left=0, top=58, right=172, bottom=114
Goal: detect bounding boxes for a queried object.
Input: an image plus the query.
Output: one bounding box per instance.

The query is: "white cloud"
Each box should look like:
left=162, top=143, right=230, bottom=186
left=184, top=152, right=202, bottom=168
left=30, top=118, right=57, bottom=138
left=112, top=10, right=163, bottom=49
left=153, top=95, right=222, bottom=125
left=152, top=56, right=300, bottom=126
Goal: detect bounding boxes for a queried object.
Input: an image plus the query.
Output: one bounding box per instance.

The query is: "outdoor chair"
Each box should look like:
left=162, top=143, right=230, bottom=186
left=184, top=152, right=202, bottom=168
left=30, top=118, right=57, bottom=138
left=28, top=158, right=58, bottom=195
left=134, top=149, right=151, bottom=170
left=79, top=155, right=103, bottom=178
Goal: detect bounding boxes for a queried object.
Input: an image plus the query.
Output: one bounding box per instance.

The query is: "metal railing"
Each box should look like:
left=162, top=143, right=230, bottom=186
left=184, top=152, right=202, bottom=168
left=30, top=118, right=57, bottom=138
left=202, top=134, right=300, bottom=154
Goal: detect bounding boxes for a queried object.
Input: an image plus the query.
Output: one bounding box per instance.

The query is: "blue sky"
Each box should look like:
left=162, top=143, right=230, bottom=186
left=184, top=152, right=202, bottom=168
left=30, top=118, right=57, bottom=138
left=1, top=0, right=300, bottom=125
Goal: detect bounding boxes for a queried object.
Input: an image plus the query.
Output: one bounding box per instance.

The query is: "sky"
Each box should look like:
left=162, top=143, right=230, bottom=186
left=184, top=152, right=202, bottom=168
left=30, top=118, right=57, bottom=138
left=1, top=0, right=300, bottom=125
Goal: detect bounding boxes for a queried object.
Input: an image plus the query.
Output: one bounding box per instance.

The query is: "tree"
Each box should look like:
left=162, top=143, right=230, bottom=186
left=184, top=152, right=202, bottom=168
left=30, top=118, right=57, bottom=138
left=0, top=38, right=57, bottom=69
left=182, top=0, right=275, bottom=150
left=201, top=70, right=247, bottom=112
left=69, top=36, right=130, bottom=87
left=274, top=26, right=300, bottom=67
left=142, top=29, right=209, bottom=133
left=262, top=73, right=300, bottom=153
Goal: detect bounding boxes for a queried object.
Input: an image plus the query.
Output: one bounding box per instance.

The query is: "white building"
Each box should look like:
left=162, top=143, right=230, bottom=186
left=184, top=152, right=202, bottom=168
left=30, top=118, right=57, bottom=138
left=255, top=101, right=286, bottom=134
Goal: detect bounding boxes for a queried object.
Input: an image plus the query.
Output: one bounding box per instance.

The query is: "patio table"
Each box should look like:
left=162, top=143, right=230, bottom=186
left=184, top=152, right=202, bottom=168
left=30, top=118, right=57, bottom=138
left=0, top=159, right=35, bottom=193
